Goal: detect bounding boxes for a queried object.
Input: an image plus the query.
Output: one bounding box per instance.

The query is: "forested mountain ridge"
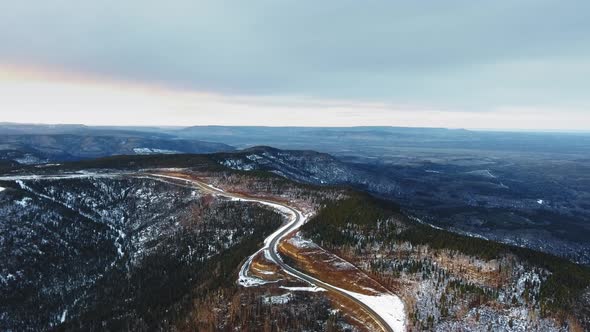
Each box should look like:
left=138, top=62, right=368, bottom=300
left=1, top=153, right=589, bottom=331
left=213, top=146, right=590, bottom=265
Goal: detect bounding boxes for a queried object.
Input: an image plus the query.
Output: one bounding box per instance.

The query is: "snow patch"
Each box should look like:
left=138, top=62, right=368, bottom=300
left=60, top=309, right=67, bottom=323
left=15, top=197, right=32, bottom=207
left=35, top=163, right=61, bottom=168
left=0, top=273, right=16, bottom=284
left=115, top=228, right=126, bottom=257
left=288, top=233, right=317, bottom=249
left=14, top=155, right=44, bottom=164
left=133, top=147, right=179, bottom=154
left=206, top=184, right=225, bottom=192
left=263, top=293, right=292, bottom=305
left=334, top=287, right=406, bottom=332
left=280, top=286, right=325, bottom=292
left=0, top=173, right=121, bottom=182
left=466, top=169, right=497, bottom=179
left=409, top=216, right=444, bottom=231
left=237, top=265, right=273, bottom=287
left=221, top=159, right=255, bottom=171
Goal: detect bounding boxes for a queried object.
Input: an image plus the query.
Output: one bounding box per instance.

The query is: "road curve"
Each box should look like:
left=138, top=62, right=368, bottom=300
left=2, top=171, right=400, bottom=331
left=266, top=206, right=395, bottom=332
left=150, top=173, right=396, bottom=332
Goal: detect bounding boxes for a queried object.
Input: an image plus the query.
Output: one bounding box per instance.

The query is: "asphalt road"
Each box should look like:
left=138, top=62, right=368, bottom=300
left=152, top=173, right=395, bottom=332
left=3, top=171, right=398, bottom=331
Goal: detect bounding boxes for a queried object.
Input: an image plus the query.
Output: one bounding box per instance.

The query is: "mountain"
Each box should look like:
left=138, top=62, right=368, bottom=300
left=0, top=172, right=282, bottom=330
left=176, top=125, right=590, bottom=156
left=213, top=146, right=399, bottom=194
left=1, top=133, right=587, bottom=265
left=0, top=123, right=92, bottom=135
left=0, top=134, right=234, bottom=164
left=1, top=155, right=588, bottom=331
left=213, top=146, right=590, bottom=265
left=1, top=125, right=590, bottom=329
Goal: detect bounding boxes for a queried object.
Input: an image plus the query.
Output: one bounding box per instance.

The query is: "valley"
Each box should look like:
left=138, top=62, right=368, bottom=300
left=2, top=124, right=589, bottom=266
left=1, top=154, right=589, bottom=331
left=153, top=172, right=404, bottom=331
left=3, top=2, right=589, bottom=330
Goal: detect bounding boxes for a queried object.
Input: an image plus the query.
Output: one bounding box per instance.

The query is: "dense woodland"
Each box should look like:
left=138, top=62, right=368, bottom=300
left=2, top=154, right=590, bottom=331
left=0, top=170, right=355, bottom=331
left=59, top=203, right=282, bottom=331
left=1, top=175, right=284, bottom=330
left=301, top=194, right=590, bottom=330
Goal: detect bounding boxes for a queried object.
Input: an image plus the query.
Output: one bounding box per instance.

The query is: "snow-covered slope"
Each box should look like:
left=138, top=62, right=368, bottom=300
left=215, top=146, right=401, bottom=195
left=0, top=174, right=282, bottom=331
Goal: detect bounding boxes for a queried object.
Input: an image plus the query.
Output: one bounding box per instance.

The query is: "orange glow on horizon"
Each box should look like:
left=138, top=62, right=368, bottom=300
left=1, top=63, right=589, bottom=130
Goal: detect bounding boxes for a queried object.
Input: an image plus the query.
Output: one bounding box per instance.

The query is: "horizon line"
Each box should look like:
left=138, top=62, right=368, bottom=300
left=2, top=121, right=589, bottom=134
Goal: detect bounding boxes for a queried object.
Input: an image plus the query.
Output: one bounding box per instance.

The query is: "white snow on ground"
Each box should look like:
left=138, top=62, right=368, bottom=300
left=334, top=286, right=406, bottom=332
left=287, top=233, right=317, bottom=249
left=60, top=309, right=67, bottom=323
left=35, top=164, right=61, bottom=168
left=516, top=271, right=541, bottom=299
left=0, top=186, right=5, bottom=192
left=220, top=159, right=255, bottom=171
left=115, top=228, right=126, bottom=257
left=246, top=154, right=263, bottom=161
left=0, top=172, right=125, bottom=183
left=206, top=184, right=225, bottom=192
left=276, top=258, right=407, bottom=331
left=263, top=293, right=292, bottom=305
left=15, top=197, right=32, bottom=207
left=472, top=169, right=496, bottom=178
left=147, top=174, right=227, bottom=194
left=237, top=275, right=269, bottom=286
left=237, top=250, right=273, bottom=287
left=133, top=147, right=179, bottom=154
left=280, top=286, right=325, bottom=292
left=409, top=215, right=444, bottom=230
left=0, top=273, right=16, bottom=284
left=537, top=199, right=544, bottom=205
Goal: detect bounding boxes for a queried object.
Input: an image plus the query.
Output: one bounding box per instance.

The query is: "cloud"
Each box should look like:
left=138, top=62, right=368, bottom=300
left=1, top=64, right=589, bottom=130
left=0, top=1, right=588, bottom=127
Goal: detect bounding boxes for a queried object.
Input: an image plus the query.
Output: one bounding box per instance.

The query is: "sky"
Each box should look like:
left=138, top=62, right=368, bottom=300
left=0, top=0, right=589, bottom=129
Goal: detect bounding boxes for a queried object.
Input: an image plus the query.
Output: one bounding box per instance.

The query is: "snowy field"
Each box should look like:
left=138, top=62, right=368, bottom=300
left=337, top=287, right=406, bottom=332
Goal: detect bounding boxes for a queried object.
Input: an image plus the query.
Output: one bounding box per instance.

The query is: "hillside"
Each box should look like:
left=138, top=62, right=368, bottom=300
left=0, top=153, right=589, bottom=331
left=300, top=194, right=590, bottom=330
left=0, top=133, right=234, bottom=164
left=212, top=147, right=590, bottom=265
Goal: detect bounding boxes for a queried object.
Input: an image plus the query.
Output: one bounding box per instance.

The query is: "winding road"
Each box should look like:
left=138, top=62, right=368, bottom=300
left=152, top=173, right=399, bottom=332
left=2, top=171, right=402, bottom=331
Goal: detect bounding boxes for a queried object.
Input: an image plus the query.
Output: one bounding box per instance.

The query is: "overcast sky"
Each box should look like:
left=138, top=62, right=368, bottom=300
left=0, top=1, right=589, bottom=129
